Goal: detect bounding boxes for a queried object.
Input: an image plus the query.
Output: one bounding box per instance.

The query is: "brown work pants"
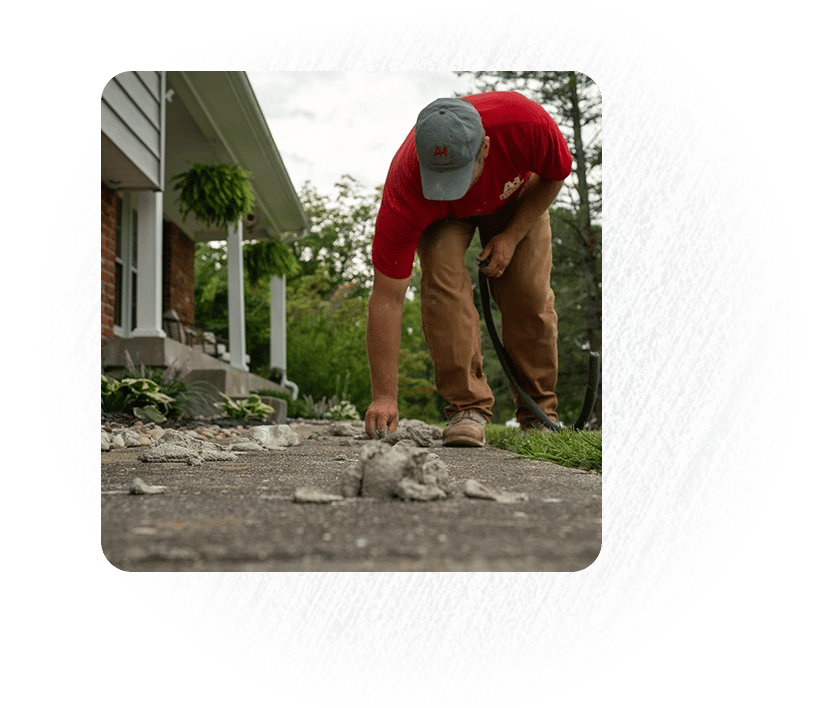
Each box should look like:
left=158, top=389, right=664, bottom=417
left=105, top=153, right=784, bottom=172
left=416, top=201, right=558, bottom=425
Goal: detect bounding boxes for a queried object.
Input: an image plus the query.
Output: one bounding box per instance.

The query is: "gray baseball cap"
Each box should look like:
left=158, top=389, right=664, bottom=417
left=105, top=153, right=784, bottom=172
left=415, top=97, right=483, bottom=200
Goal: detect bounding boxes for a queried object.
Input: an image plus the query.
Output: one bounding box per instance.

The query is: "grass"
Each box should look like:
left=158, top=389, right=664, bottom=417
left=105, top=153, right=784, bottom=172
left=485, top=424, right=602, bottom=473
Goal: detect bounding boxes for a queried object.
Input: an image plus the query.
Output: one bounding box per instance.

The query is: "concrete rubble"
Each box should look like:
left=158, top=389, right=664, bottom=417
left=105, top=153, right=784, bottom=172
left=380, top=419, right=443, bottom=447
left=340, top=440, right=451, bottom=501
left=292, top=487, right=345, bottom=504
left=129, top=477, right=168, bottom=495
left=104, top=417, right=527, bottom=504
left=135, top=425, right=301, bottom=466
left=462, top=479, right=529, bottom=504
left=245, top=425, right=302, bottom=450
left=138, top=430, right=239, bottom=466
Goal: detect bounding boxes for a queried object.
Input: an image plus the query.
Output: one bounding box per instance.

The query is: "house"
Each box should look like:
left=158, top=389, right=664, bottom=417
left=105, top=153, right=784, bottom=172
left=101, top=71, right=308, bottom=399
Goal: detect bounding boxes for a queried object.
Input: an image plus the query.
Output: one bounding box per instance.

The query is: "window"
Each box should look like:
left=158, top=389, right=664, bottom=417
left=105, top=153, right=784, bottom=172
left=113, top=194, right=139, bottom=335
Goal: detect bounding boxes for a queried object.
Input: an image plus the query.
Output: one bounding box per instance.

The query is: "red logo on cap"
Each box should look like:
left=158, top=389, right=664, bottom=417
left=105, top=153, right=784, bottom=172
left=434, top=146, right=448, bottom=157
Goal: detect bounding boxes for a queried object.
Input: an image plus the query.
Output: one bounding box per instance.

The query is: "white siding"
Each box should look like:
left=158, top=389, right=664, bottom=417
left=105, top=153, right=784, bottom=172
left=102, top=72, right=164, bottom=189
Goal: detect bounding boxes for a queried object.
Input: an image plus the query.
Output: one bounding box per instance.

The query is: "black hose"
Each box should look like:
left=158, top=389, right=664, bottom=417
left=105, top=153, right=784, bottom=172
left=478, top=268, right=600, bottom=431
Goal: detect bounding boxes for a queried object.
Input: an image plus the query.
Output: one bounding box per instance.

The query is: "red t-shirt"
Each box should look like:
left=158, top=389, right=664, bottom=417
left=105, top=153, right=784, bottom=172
left=372, top=91, right=573, bottom=279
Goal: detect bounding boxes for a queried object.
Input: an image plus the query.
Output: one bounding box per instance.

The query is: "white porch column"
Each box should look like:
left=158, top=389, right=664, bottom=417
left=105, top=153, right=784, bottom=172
left=270, top=274, right=298, bottom=398
left=131, top=190, right=166, bottom=338
left=227, top=220, right=248, bottom=371
left=269, top=275, right=286, bottom=371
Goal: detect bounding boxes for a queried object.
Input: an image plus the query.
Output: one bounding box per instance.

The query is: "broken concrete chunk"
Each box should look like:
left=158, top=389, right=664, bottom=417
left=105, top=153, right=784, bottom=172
left=229, top=441, right=266, bottom=452
left=463, top=479, right=529, bottom=504
left=395, top=478, right=447, bottom=501
left=247, top=425, right=301, bottom=449
left=138, top=430, right=237, bottom=466
left=342, top=441, right=451, bottom=501
left=326, top=421, right=363, bottom=437
left=129, top=477, right=168, bottom=495
left=340, top=461, right=364, bottom=498
left=381, top=419, right=443, bottom=447
left=293, top=487, right=344, bottom=504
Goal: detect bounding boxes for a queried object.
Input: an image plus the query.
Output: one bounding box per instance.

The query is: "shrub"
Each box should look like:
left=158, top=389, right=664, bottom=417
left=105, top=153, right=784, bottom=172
left=215, top=393, right=275, bottom=420
left=143, top=369, right=221, bottom=420
left=101, top=375, right=175, bottom=423
left=324, top=400, right=361, bottom=421
left=254, top=389, right=312, bottom=419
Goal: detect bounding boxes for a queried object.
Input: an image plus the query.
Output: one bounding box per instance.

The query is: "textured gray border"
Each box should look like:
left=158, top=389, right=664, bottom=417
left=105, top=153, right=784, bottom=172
left=41, top=4, right=801, bottom=705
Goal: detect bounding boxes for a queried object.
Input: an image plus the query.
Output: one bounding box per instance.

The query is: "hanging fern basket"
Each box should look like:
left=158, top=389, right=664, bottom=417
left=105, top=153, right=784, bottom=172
left=170, top=162, right=255, bottom=230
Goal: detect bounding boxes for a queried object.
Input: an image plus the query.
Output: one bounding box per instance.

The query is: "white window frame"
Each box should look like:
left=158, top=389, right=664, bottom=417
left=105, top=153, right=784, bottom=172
left=113, top=192, right=139, bottom=337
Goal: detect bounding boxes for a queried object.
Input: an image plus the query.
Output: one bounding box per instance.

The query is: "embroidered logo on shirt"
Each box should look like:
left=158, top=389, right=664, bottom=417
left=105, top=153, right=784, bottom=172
left=500, top=176, right=522, bottom=200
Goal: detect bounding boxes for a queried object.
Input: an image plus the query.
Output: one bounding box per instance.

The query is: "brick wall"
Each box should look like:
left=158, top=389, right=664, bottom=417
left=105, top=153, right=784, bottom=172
left=101, top=182, right=118, bottom=355
left=163, top=219, right=195, bottom=325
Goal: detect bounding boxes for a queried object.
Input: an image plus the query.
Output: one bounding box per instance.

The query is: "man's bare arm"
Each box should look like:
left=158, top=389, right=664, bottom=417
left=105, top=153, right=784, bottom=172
left=365, top=267, right=411, bottom=438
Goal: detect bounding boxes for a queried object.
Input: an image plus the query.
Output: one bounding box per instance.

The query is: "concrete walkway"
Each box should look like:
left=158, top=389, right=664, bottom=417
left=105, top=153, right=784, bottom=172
left=101, top=422, right=601, bottom=572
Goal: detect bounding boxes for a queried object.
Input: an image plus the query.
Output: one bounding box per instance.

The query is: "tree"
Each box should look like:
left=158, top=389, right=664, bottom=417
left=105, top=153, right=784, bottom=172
left=289, top=176, right=380, bottom=294
left=457, top=72, right=603, bottom=426
left=194, top=241, right=281, bottom=373
left=283, top=177, right=439, bottom=420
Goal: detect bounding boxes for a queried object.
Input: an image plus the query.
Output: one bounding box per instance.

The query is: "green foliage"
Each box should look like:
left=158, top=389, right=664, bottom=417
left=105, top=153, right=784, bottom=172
left=324, top=400, right=361, bottom=421
left=397, top=294, right=445, bottom=422
left=244, top=239, right=301, bottom=284
left=194, top=241, right=276, bottom=372
left=285, top=268, right=371, bottom=413
left=170, top=162, right=255, bottom=230
left=215, top=393, right=275, bottom=420
left=290, top=176, right=380, bottom=292
left=144, top=369, right=222, bottom=420
left=254, top=388, right=313, bottom=419
left=101, top=375, right=175, bottom=422
left=102, top=367, right=222, bottom=421
left=485, top=424, right=602, bottom=472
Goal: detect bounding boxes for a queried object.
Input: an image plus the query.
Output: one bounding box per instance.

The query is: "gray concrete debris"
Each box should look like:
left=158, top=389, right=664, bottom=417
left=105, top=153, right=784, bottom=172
left=293, top=487, right=345, bottom=504
left=395, top=478, right=448, bottom=501
left=462, top=479, right=529, bottom=504
left=326, top=421, right=364, bottom=437
left=246, top=425, right=302, bottom=449
left=342, top=440, right=450, bottom=501
left=229, top=441, right=266, bottom=452
left=138, top=430, right=238, bottom=466
left=129, top=477, right=168, bottom=495
left=381, top=419, right=443, bottom=447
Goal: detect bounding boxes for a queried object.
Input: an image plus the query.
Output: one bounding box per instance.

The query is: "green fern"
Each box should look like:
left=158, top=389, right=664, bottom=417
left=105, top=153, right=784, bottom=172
left=170, top=163, right=255, bottom=230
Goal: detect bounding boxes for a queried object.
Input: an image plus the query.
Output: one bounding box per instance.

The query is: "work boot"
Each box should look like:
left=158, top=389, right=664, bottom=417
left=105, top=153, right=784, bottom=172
left=520, top=419, right=563, bottom=432
left=442, top=410, right=488, bottom=447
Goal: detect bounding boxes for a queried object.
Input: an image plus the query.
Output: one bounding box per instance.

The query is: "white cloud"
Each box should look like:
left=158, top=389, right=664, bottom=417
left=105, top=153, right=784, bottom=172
left=248, top=71, right=476, bottom=196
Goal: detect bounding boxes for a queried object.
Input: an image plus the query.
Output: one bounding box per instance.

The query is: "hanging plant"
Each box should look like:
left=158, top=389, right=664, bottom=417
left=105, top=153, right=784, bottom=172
left=170, top=162, right=255, bottom=230
left=243, top=239, right=302, bottom=283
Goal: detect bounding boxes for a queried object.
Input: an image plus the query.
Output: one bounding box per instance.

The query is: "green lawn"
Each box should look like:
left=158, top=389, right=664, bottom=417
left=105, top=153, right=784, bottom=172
left=485, top=424, right=602, bottom=473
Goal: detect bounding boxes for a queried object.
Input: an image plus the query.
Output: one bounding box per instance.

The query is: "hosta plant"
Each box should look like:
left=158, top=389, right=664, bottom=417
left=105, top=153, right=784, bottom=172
left=215, top=393, right=275, bottom=420
left=324, top=400, right=361, bottom=421
left=101, top=375, right=175, bottom=423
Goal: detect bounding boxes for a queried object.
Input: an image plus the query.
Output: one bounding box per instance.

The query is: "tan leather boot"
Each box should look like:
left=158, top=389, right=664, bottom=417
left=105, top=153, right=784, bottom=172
left=442, top=410, right=488, bottom=447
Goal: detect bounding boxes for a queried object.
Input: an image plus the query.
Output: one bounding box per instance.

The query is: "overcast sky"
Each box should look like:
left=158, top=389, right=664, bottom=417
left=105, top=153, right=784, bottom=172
left=247, top=71, right=478, bottom=197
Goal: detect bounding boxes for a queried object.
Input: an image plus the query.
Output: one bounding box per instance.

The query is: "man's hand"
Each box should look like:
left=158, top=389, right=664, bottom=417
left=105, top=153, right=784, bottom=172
left=478, top=176, right=565, bottom=279
left=365, top=397, right=399, bottom=439
left=477, top=231, right=521, bottom=278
